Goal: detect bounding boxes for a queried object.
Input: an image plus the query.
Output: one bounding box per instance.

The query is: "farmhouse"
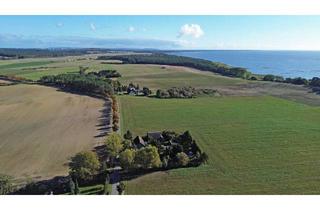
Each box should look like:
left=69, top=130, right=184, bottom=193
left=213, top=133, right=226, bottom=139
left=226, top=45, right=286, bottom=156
left=133, top=136, right=146, bottom=149
left=147, top=131, right=163, bottom=141
left=127, top=87, right=137, bottom=95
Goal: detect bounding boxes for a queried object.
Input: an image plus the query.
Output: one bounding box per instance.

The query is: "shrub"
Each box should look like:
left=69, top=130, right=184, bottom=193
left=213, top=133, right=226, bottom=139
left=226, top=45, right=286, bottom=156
left=176, top=152, right=190, bottom=166
left=0, top=174, right=13, bottom=195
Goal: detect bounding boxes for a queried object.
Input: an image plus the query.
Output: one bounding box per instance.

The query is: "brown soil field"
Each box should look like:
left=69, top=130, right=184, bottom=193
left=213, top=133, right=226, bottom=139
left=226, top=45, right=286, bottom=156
left=0, top=84, right=109, bottom=183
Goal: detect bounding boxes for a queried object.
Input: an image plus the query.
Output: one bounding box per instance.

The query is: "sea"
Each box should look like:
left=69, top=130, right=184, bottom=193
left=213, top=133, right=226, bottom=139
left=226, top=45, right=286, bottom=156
left=168, top=50, right=320, bottom=79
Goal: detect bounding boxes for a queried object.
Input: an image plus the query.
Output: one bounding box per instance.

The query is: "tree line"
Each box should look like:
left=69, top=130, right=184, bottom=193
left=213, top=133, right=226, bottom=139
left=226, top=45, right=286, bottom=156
left=97, top=53, right=252, bottom=79
left=156, top=86, right=220, bottom=99
left=39, top=69, right=117, bottom=96
left=261, top=74, right=320, bottom=89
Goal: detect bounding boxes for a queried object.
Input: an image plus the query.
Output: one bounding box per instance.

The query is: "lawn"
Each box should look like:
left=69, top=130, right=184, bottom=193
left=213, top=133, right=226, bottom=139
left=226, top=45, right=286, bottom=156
left=119, top=95, right=320, bottom=194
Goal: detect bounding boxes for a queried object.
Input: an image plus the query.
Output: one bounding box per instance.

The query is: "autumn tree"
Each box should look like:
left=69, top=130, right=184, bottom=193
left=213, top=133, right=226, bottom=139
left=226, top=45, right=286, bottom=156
left=105, top=132, right=123, bottom=158
left=69, top=151, right=101, bottom=181
left=134, top=146, right=161, bottom=169
left=119, top=149, right=135, bottom=170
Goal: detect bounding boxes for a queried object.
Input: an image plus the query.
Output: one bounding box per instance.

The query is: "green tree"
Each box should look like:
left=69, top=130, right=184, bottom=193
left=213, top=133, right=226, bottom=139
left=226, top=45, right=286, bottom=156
left=119, top=149, right=135, bottom=170
left=180, top=130, right=193, bottom=151
left=117, top=182, right=126, bottom=195
left=176, top=152, right=190, bottom=166
left=0, top=174, right=13, bottom=195
left=69, top=151, right=101, bottom=181
left=123, top=130, right=133, bottom=140
left=134, top=146, right=161, bottom=169
left=142, top=87, right=152, bottom=96
left=105, top=132, right=123, bottom=158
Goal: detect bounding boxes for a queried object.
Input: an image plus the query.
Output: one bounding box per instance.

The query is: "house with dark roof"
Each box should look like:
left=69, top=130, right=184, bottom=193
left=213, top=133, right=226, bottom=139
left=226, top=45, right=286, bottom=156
left=147, top=131, right=164, bottom=141
left=133, top=136, right=146, bottom=149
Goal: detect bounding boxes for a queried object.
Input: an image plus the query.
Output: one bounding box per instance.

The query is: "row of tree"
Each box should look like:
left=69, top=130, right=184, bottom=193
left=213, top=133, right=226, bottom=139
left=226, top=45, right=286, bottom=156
left=88, top=70, right=121, bottom=78
left=261, top=74, right=320, bottom=89
left=111, top=95, right=120, bottom=131
left=156, top=86, right=219, bottom=99
left=97, top=53, right=252, bottom=79
left=39, top=73, right=114, bottom=96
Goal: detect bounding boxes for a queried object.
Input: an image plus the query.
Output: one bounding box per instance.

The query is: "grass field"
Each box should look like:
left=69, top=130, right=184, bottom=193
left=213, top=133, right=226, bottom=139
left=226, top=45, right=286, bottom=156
left=119, top=95, right=320, bottom=194
left=0, top=84, right=106, bottom=183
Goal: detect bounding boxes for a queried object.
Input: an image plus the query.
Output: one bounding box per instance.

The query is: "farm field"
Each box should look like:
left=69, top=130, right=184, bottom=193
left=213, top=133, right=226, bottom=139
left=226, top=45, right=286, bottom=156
left=0, top=84, right=107, bottom=183
left=1, top=57, right=319, bottom=105
left=119, top=95, right=320, bottom=194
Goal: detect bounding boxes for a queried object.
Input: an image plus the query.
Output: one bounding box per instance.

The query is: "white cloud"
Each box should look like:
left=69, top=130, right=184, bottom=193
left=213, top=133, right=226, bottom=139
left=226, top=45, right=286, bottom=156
left=178, top=24, right=204, bottom=38
left=90, top=23, right=96, bottom=31
left=56, top=23, right=63, bottom=28
left=128, top=26, right=135, bottom=32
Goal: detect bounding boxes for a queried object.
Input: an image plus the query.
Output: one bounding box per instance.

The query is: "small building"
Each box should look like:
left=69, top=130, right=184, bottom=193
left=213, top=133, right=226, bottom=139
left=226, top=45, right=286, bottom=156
left=147, top=131, right=164, bottom=141
left=133, top=136, right=146, bottom=149
left=127, top=87, right=137, bottom=95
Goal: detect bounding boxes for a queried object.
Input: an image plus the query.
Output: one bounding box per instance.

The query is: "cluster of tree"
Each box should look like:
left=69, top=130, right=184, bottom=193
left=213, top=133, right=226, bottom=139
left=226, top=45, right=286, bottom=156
left=262, top=74, right=320, bottom=87
left=156, top=87, right=219, bottom=99
left=113, top=82, right=152, bottom=96
left=119, top=130, right=208, bottom=170
left=39, top=73, right=114, bottom=96
left=97, top=53, right=252, bottom=79
left=125, top=83, right=152, bottom=96
left=88, top=70, right=121, bottom=78
left=111, top=96, right=120, bottom=131
left=310, top=77, right=320, bottom=87
left=0, top=174, right=13, bottom=195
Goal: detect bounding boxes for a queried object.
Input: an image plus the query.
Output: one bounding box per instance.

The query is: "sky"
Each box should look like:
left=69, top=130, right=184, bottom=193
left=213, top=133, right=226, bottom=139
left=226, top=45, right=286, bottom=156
left=1, top=16, right=320, bottom=50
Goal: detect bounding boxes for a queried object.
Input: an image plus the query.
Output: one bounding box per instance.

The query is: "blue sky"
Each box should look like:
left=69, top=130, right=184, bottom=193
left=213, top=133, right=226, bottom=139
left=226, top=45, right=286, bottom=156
left=1, top=16, right=320, bottom=50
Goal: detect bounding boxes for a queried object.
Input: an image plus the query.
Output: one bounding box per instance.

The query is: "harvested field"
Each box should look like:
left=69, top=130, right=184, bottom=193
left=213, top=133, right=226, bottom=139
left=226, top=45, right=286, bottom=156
left=0, top=84, right=110, bottom=183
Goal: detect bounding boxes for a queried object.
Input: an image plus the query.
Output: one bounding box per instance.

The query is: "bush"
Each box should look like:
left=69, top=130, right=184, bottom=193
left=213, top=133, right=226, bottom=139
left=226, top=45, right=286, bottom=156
left=0, top=174, right=13, bottom=195
left=142, top=87, right=152, bottom=96
left=176, top=152, right=190, bottom=166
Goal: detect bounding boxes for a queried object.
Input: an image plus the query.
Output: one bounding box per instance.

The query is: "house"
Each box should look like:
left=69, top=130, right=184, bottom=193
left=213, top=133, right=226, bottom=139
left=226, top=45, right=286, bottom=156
left=133, top=136, right=146, bottom=149
left=127, top=87, right=137, bottom=95
left=147, top=131, right=163, bottom=141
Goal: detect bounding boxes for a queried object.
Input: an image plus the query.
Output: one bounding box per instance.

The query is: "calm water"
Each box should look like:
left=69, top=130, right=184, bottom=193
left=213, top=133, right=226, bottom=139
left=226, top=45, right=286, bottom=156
left=168, top=50, right=320, bottom=79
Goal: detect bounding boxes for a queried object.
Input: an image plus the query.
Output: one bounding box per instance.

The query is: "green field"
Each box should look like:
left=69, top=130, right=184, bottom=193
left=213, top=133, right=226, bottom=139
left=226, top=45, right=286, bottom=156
left=119, top=95, right=320, bottom=194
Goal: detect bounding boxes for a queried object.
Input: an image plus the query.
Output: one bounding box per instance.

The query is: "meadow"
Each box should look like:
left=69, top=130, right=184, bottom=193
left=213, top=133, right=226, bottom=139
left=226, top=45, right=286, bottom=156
left=119, top=95, right=320, bottom=194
